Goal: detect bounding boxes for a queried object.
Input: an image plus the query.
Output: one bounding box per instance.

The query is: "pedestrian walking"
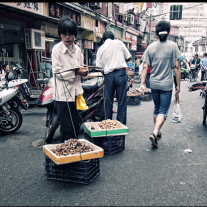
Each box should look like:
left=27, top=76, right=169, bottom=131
left=135, top=57, right=140, bottom=73
left=96, top=31, right=131, bottom=125
left=173, top=54, right=190, bottom=89
left=200, top=53, right=207, bottom=81
left=139, top=20, right=181, bottom=148
left=52, top=16, right=88, bottom=142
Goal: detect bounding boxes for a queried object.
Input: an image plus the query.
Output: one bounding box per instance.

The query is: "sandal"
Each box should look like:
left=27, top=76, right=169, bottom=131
left=149, top=133, right=158, bottom=148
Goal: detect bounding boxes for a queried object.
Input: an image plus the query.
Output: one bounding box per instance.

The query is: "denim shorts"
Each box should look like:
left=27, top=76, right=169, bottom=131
left=151, top=89, right=172, bottom=119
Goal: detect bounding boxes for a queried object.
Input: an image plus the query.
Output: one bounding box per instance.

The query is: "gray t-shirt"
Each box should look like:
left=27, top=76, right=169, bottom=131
left=143, top=40, right=181, bottom=91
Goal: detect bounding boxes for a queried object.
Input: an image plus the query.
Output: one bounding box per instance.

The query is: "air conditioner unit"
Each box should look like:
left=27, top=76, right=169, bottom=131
left=89, top=2, right=102, bottom=9
left=136, top=17, right=141, bottom=26
left=120, top=14, right=127, bottom=22
left=128, top=14, right=134, bottom=25
left=25, top=28, right=45, bottom=50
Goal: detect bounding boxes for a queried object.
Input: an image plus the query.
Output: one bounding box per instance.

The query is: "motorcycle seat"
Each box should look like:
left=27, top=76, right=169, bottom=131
left=82, top=77, right=104, bottom=93
left=36, top=78, right=49, bottom=84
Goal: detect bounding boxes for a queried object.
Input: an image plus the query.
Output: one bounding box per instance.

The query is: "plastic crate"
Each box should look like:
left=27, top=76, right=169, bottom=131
left=84, top=132, right=125, bottom=154
left=45, top=156, right=100, bottom=184
left=127, top=96, right=140, bottom=105
left=140, top=93, right=152, bottom=101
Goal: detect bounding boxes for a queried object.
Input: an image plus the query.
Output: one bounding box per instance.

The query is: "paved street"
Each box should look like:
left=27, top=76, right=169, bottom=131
left=1, top=75, right=207, bottom=206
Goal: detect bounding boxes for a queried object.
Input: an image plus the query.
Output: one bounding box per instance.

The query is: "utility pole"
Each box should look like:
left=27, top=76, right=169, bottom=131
left=149, top=14, right=152, bottom=45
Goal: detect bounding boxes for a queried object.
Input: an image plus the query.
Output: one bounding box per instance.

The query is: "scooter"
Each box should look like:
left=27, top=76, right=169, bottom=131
left=0, top=72, right=28, bottom=134
left=12, top=64, right=49, bottom=107
left=37, top=76, right=104, bottom=143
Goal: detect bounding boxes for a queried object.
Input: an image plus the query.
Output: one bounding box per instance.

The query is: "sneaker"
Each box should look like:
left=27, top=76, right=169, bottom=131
left=157, top=132, right=162, bottom=140
left=149, top=133, right=158, bottom=148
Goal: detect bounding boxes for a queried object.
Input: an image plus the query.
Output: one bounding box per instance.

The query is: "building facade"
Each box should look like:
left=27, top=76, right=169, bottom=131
left=0, top=2, right=147, bottom=82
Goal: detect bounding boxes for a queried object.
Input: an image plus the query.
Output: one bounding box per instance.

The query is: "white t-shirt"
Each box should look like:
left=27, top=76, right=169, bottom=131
left=96, top=39, right=131, bottom=74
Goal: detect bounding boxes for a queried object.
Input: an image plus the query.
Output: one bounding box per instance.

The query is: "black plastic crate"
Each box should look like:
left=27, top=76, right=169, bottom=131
left=45, top=156, right=100, bottom=184
left=84, top=132, right=125, bottom=154
left=127, top=96, right=140, bottom=105
left=140, top=93, right=152, bottom=101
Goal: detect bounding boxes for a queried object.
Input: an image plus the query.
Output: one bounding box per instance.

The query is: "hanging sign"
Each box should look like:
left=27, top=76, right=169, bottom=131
left=109, top=25, right=122, bottom=39
left=84, top=40, right=94, bottom=49
left=0, top=2, right=45, bottom=15
left=126, top=32, right=137, bottom=50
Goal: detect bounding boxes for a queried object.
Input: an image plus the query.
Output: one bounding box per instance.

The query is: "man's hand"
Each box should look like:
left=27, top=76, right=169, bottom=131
left=75, top=65, right=89, bottom=77
left=139, top=84, right=146, bottom=95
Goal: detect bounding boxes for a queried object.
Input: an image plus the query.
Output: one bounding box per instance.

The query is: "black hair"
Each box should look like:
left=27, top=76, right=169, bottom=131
left=156, top=20, right=171, bottom=42
left=2, top=64, right=8, bottom=70
left=195, top=53, right=198, bottom=56
left=58, top=16, right=78, bottom=37
left=102, top=31, right=114, bottom=42
left=204, top=53, right=207, bottom=57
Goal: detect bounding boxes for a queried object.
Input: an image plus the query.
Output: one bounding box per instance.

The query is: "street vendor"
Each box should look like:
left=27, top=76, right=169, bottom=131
left=52, top=16, right=88, bottom=142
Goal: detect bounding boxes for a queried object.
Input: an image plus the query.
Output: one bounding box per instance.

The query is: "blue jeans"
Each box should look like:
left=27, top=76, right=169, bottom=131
left=102, top=70, right=127, bottom=125
left=151, top=89, right=172, bottom=119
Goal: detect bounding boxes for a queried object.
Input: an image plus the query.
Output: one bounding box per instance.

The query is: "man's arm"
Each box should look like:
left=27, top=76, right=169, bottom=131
left=126, top=56, right=132, bottom=62
left=174, top=59, right=181, bottom=93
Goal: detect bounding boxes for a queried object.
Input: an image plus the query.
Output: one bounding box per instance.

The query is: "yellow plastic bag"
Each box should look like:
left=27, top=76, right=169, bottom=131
left=76, top=94, right=88, bottom=110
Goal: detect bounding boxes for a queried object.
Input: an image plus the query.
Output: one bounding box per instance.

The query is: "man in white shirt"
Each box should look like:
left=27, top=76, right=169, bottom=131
left=96, top=31, right=131, bottom=125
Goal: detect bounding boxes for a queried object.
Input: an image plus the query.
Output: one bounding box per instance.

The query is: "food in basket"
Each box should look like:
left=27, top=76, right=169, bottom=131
left=93, top=119, right=125, bottom=130
left=127, top=90, right=141, bottom=96
left=51, top=138, right=93, bottom=156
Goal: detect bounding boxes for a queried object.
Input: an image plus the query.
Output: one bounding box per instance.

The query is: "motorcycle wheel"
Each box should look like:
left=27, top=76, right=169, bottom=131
left=0, top=107, right=22, bottom=134
left=45, top=114, right=58, bottom=143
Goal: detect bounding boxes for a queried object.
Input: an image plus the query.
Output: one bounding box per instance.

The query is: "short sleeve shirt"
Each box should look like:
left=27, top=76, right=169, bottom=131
left=96, top=39, right=131, bottom=74
left=143, top=40, right=181, bottom=91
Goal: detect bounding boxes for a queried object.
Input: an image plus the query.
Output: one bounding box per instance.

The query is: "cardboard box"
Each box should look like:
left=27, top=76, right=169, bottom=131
left=83, top=121, right=129, bottom=137
left=43, top=139, right=104, bottom=165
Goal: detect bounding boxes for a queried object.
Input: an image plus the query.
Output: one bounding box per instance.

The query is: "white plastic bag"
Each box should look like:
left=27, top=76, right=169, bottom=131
left=172, top=94, right=182, bottom=123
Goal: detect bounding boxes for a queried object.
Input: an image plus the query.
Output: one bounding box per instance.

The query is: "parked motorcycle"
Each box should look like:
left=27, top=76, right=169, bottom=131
left=37, top=76, right=104, bottom=143
left=0, top=72, right=28, bottom=134
left=13, top=64, right=49, bottom=106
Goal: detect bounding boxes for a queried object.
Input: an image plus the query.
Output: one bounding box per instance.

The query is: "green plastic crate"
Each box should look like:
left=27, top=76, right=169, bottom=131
left=83, top=121, right=129, bottom=138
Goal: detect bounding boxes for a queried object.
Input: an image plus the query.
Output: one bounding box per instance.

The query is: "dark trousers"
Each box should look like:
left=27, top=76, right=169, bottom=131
left=201, top=71, right=206, bottom=81
left=102, top=70, right=127, bottom=125
left=56, top=101, right=81, bottom=142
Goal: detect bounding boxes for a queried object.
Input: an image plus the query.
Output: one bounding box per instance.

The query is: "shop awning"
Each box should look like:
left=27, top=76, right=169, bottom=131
left=0, top=3, right=59, bottom=24
left=116, top=37, right=132, bottom=44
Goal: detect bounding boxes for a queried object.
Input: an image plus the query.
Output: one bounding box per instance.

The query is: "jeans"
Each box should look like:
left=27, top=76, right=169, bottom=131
left=56, top=101, right=81, bottom=142
left=102, top=70, right=127, bottom=125
left=151, top=89, right=172, bottom=119
left=201, top=71, right=206, bottom=81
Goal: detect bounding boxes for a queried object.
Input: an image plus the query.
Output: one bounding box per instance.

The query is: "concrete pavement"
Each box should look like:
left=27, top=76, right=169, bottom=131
left=1, top=75, right=207, bottom=206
